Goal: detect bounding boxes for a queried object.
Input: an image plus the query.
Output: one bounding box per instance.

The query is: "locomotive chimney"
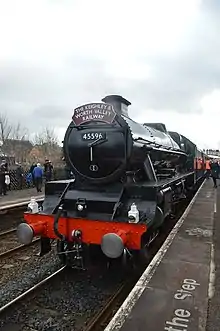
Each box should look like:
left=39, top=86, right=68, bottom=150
left=101, top=95, right=131, bottom=116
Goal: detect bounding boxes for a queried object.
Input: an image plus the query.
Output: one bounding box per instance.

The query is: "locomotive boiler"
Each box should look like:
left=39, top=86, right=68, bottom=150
left=17, top=95, right=206, bottom=269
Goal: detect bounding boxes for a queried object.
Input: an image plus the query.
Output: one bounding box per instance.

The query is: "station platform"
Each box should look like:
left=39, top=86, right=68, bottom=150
left=0, top=188, right=44, bottom=211
left=105, top=178, right=217, bottom=331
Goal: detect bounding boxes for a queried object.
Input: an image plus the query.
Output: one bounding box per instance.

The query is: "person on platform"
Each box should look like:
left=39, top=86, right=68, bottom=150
left=26, top=172, right=32, bottom=188
left=29, top=162, right=37, bottom=187
left=205, top=159, right=211, bottom=178
left=15, top=162, right=24, bottom=190
left=210, top=159, right=220, bottom=188
left=32, top=163, right=43, bottom=192
left=44, top=159, right=53, bottom=182
left=0, top=160, right=8, bottom=195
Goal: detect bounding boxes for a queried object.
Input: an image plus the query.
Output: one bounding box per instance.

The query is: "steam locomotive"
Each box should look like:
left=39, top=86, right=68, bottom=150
left=17, top=95, right=208, bottom=269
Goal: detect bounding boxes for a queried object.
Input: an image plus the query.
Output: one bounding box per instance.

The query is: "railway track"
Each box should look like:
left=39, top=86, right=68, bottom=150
left=0, top=204, right=187, bottom=330
left=0, top=183, right=203, bottom=330
left=0, top=207, right=26, bottom=233
left=0, top=227, right=40, bottom=258
left=0, top=228, right=16, bottom=236
left=0, top=216, right=135, bottom=330
left=0, top=203, right=40, bottom=258
left=0, top=199, right=43, bottom=232
left=0, top=263, right=129, bottom=331
left=84, top=279, right=136, bottom=331
left=0, top=238, right=40, bottom=258
left=0, top=266, right=66, bottom=314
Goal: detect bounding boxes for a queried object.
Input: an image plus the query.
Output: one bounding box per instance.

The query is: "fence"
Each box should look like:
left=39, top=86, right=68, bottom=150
left=8, top=167, right=67, bottom=190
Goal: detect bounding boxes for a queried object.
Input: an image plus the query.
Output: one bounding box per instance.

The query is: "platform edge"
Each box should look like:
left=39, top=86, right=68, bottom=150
left=104, top=179, right=207, bottom=331
left=0, top=195, right=44, bottom=211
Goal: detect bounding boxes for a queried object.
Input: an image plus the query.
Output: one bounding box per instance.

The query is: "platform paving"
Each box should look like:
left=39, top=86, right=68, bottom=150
left=105, top=179, right=216, bottom=331
left=206, top=183, right=220, bottom=330
left=0, top=187, right=45, bottom=209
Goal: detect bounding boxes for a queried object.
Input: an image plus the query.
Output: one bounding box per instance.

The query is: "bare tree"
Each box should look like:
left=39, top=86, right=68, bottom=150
left=0, top=113, right=12, bottom=144
left=11, top=122, right=29, bottom=141
left=33, top=127, right=58, bottom=147
left=0, top=113, right=13, bottom=158
left=0, top=114, right=32, bottom=162
left=8, top=123, right=32, bottom=163
left=32, top=127, right=60, bottom=163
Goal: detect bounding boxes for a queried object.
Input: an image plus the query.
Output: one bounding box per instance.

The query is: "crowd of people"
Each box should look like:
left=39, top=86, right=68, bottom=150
left=1, top=157, right=220, bottom=195
left=0, top=159, right=54, bottom=195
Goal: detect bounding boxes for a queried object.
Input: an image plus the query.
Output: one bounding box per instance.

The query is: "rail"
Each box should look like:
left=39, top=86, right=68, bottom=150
left=0, top=266, right=65, bottom=314
left=84, top=276, right=138, bottom=331
left=0, top=228, right=16, bottom=237
left=0, top=238, right=40, bottom=259
left=0, top=228, right=40, bottom=258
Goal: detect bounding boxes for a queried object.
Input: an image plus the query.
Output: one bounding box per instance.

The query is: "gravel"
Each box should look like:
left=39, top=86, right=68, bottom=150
left=0, top=264, right=126, bottom=331
left=0, top=209, right=25, bottom=232
left=0, top=191, right=194, bottom=330
left=0, top=243, right=62, bottom=308
left=0, top=231, right=19, bottom=254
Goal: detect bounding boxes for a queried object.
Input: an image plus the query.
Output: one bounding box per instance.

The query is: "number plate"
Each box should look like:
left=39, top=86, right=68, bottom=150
left=82, top=132, right=106, bottom=140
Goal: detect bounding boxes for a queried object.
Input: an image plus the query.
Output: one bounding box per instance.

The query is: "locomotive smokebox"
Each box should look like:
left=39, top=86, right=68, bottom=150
left=101, top=230, right=128, bottom=259
left=101, top=95, right=131, bottom=116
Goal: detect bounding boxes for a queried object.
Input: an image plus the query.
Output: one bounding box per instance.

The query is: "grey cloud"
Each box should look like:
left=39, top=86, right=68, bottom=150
left=0, top=56, right=118, bottom=133
left=118, top=2, right=220, bottom=115
left=1, top=0, right=220, bottom=137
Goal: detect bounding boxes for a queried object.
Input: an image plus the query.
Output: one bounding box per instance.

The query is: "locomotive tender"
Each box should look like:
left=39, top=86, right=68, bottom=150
left=17, top=95, right=207, bottom=268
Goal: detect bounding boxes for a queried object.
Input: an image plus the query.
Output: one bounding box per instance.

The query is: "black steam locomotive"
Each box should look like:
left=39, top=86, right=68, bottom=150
left=17, top=95, right=207, bottom=268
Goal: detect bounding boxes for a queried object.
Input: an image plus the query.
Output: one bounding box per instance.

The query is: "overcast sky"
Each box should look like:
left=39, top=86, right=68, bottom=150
left=0, top=0, right=219, bottom=149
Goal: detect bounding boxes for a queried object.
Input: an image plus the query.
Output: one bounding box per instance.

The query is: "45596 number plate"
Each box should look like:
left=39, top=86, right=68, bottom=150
left=82, top=132, right=106, bottom=140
